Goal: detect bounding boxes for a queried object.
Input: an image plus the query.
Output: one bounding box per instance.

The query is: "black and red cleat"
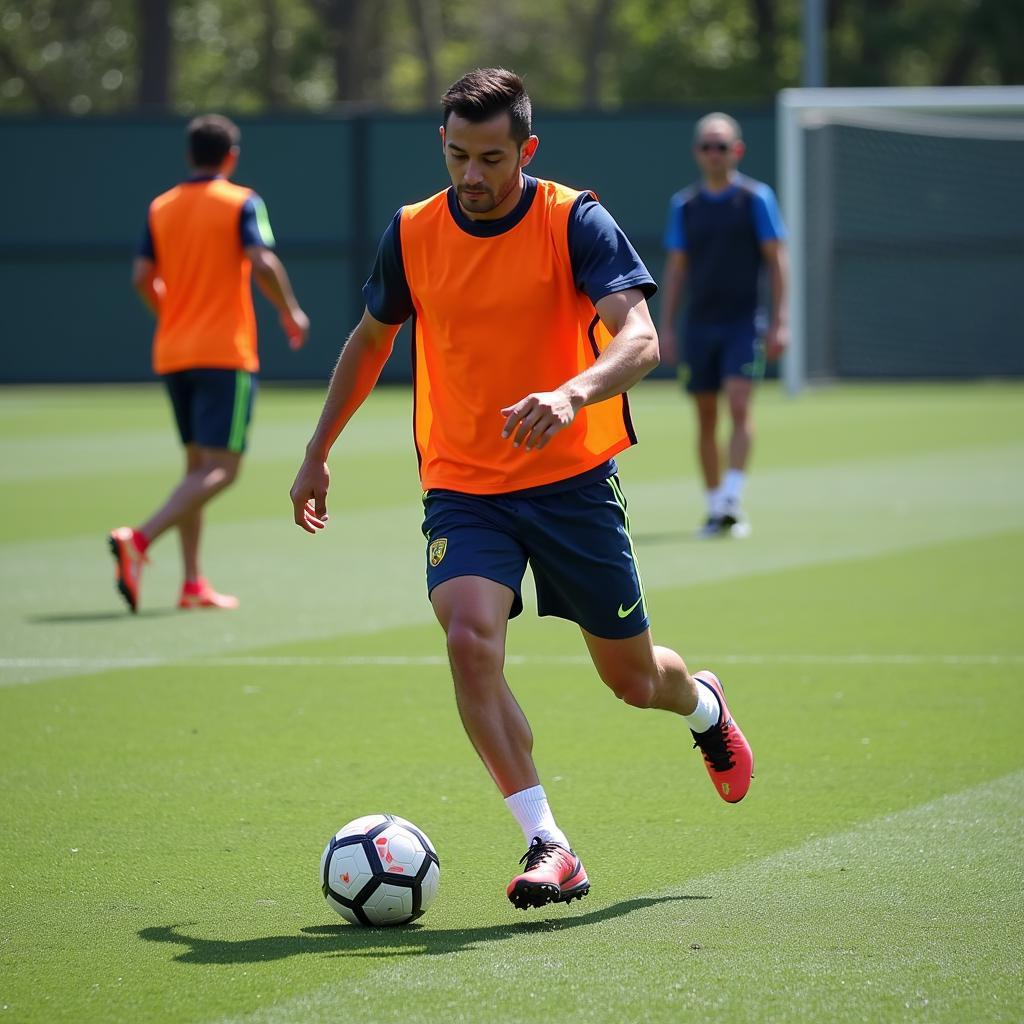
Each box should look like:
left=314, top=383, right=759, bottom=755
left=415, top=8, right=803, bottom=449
left=108, top=527, right=147, bottom=613
left=691, top=670, right=754, bottom=803
left=506, top=838, right=590, bottom=910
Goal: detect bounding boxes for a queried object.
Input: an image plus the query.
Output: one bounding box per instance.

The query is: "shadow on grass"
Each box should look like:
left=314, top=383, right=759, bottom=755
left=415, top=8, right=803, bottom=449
left=28, top=608, right=177, bottom=623
left=140, top=895, right=708, bottom=963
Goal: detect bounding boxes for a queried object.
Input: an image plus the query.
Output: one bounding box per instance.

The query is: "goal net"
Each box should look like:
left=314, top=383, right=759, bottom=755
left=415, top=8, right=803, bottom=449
left=777, top=87, right=1024, bottom=392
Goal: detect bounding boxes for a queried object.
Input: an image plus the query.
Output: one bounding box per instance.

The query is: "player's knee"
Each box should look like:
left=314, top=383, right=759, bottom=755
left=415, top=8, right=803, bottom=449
left=602, top=668, right=656, bottom=709
left=197, top=458, right=241, bottom=490
left=445, top=619, right=503, bottom=681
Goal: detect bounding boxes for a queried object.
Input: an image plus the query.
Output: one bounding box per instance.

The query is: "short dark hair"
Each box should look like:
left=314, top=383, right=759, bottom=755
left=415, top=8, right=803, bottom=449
left=441, top=68, right=532, bottom=146
left=694, top=112, right=742, bottom=143
left=187, top=114, right=240, bottom=168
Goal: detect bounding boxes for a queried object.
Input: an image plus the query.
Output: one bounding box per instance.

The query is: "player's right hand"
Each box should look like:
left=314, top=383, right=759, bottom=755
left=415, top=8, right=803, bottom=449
left=290, top=458, right=330, bottom=534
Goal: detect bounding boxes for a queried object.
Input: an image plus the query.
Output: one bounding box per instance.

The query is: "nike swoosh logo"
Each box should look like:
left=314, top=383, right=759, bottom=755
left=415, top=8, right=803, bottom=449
left=617, top=596, right=643, bottom=618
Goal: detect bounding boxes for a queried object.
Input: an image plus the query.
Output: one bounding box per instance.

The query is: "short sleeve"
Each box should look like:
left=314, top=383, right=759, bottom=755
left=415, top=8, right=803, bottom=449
left=240, top=194, right=276, bottom=249
left=138, top=218, right=155, bottom=261
left=750, top=184, right=786, bottom=243
left=567, top=194, right=657, bottom=305
left=663, top=193, right=687, bottom=252
left=362, top=210, right=414, bottom=326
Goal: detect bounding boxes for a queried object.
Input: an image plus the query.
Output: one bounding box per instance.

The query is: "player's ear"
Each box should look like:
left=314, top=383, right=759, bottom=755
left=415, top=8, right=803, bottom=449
left=520, top=135, right=539, bottom=168
left=733, top=139, right=746, bottom=162
left=221, top=146, right=239, bottom=176
left=439, top=124, right=445, bottom=150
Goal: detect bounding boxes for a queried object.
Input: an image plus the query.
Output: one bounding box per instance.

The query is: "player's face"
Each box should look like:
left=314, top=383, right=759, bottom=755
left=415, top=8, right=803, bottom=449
left=694, top=123, right=743, bottom=175
left=441, top=112, right=539, bottom=220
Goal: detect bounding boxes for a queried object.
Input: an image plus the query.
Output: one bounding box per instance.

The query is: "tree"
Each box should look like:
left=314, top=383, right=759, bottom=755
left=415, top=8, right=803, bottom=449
left=137, top=0, right=171, bottom=109
left=1, top=0, right=1021, bottom=117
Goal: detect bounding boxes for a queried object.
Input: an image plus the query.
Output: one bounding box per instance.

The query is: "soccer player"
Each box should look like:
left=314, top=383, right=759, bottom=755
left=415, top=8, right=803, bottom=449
left=659, top=112, right=788, bottom=538
left=110, top=113, right=309, bottom=613
left=290, top=69, right=753, bottom=910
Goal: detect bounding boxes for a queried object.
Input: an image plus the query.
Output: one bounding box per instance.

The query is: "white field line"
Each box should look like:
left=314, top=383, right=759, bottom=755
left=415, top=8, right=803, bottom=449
left=1, top=652, right=1022, bottom=672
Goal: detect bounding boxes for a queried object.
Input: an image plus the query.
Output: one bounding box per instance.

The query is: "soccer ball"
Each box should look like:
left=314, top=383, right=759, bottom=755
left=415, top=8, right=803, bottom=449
left=320, top=813, right=440, bottom=926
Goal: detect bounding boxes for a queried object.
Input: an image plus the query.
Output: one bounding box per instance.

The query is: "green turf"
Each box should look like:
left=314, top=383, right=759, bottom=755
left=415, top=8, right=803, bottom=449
left=1, top=381, right=1022, bottom=1024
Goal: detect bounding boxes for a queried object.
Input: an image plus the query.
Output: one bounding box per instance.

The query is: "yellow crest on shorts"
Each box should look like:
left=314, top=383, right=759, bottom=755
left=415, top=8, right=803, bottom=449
left=429, top=537, right=448, bottom=567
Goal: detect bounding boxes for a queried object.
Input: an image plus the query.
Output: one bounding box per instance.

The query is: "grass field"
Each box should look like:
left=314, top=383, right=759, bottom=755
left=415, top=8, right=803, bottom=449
left=1, top=380, right=1022, bottom=1024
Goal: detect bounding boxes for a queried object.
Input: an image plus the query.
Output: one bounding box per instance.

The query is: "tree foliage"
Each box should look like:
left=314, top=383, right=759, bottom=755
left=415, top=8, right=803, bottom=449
left=0, top=0, right=1020, bottom=116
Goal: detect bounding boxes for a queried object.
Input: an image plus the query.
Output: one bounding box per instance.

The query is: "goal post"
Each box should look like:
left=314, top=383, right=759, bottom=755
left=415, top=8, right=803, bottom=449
left=776, top=86, right=1024, bottom=394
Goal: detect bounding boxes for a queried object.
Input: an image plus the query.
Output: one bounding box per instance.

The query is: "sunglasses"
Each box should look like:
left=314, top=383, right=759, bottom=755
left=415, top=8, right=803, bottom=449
left=698, top=141, right=731, bottom=153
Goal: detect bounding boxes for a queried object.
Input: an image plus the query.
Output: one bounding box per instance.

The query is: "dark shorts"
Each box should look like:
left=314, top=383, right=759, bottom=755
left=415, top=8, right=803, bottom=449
left=163, top=368, right=257, bottom=453
left=681, top=319, right=764, bottom=394
left=421, top=465, right=650, bottom=640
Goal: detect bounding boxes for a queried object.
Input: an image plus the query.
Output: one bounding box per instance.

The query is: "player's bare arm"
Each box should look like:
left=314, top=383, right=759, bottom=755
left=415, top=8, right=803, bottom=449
left=658, top=250, right=688, bottom=365
left=131, top=256, right=164, bottom=316
left=500, top=287, right=659, bottom=451
left=761, top=239, right=789, bottom=360
left=290, top=309, right=400, bottom=533
left=246, top=246, right=310, bottom=350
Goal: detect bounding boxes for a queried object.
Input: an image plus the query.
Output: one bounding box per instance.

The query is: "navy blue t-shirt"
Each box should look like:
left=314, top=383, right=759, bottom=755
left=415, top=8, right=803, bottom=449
left=663, top=173, right=785, bottom=326
left=363, top=175, right=656, bottom=325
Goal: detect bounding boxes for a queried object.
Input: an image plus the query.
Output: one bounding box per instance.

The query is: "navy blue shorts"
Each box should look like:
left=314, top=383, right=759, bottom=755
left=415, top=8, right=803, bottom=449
left=421, top=464, right=650, bottom=640
left=163, top=368, right=257, bottom=453
left=681, top=319, right=764, bottom=394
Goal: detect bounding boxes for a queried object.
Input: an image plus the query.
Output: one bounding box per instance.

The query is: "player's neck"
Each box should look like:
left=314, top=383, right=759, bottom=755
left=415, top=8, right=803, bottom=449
left=702, top=170, right=737, bottom=194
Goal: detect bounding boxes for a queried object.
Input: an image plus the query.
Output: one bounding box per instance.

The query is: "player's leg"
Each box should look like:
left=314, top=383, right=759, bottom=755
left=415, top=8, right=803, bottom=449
left=525, top=470, right=753, bottom=804
left=422, top=492, right=584, bottom=908
left=694, top=391, right=721, bottom=533
left=109, top=370, right=195, bottom=612
left=430, top=575, right=534, bottom=798
left=137, top=446, right=241, bottom=549
left=142, top=367, right=252, bottom=542
left=178, top=443, right=203, bottom=582
left=174, top=446, right=242, bottom=609
left=718, top=323, right=762, bottom=536
left=724, top=375, right=755, bottom=472
left=685, top=323, right=726, bottom=535
left=583, top=629, right=754, bottom=804
left=429, top=574, right=586, bottom=908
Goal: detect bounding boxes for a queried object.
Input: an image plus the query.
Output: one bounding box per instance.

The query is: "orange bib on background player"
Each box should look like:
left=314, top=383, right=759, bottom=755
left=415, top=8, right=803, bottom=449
left=148, top=179, right=259, bottom=375
left=400, top=179, right=636, bottom=495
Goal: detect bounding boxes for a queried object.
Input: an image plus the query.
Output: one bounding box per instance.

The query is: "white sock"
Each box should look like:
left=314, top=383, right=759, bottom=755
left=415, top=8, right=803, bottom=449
left=504, top=785, right=570, bottom=849
left=720, top=469, right=746, bottom=506
left=706, top=487, right=722, bottom=516
left=684, top=679, right=721, bottom=733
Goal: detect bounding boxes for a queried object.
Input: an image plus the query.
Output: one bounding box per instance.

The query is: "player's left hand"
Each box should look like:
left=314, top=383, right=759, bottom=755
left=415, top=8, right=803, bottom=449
left=289, top=456, right=330, bottom=534
left=764, top=323, right=790, bottom=361
left=283, top=307, right=310, bottom=350
left=500, top=390, right=576, bottom=451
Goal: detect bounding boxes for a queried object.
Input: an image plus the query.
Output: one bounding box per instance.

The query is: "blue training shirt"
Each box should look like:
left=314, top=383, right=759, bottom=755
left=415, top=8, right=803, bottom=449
left=663, top=173, right=785, bottom=325
left=364, top=175, right=656, bottom=325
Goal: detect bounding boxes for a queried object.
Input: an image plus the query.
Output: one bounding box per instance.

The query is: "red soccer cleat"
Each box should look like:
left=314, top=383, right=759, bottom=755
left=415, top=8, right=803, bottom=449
left=691, top=670, right=754, bottom=803
left=108, top=527, right=147, bottom=613
left=506, top=838, right=590, bottom=910
left=178, top=578, right=239, bottom=610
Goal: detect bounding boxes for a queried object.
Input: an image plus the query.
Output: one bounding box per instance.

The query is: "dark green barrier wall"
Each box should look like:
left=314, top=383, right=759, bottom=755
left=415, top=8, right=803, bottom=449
left=0, top=107, right=775, bottom=383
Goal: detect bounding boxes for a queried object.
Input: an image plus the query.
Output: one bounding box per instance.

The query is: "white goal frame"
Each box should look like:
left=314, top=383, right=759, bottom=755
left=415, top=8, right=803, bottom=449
left=776, top=86, right=1024, bottom=394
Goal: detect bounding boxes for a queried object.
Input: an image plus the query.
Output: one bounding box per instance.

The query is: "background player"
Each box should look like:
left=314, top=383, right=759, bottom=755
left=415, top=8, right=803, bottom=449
left=659, top=112, right=788, bottom=537
left=109, top=113, right=309, bottom=613
left=289, top=69, right=753, bottom=910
